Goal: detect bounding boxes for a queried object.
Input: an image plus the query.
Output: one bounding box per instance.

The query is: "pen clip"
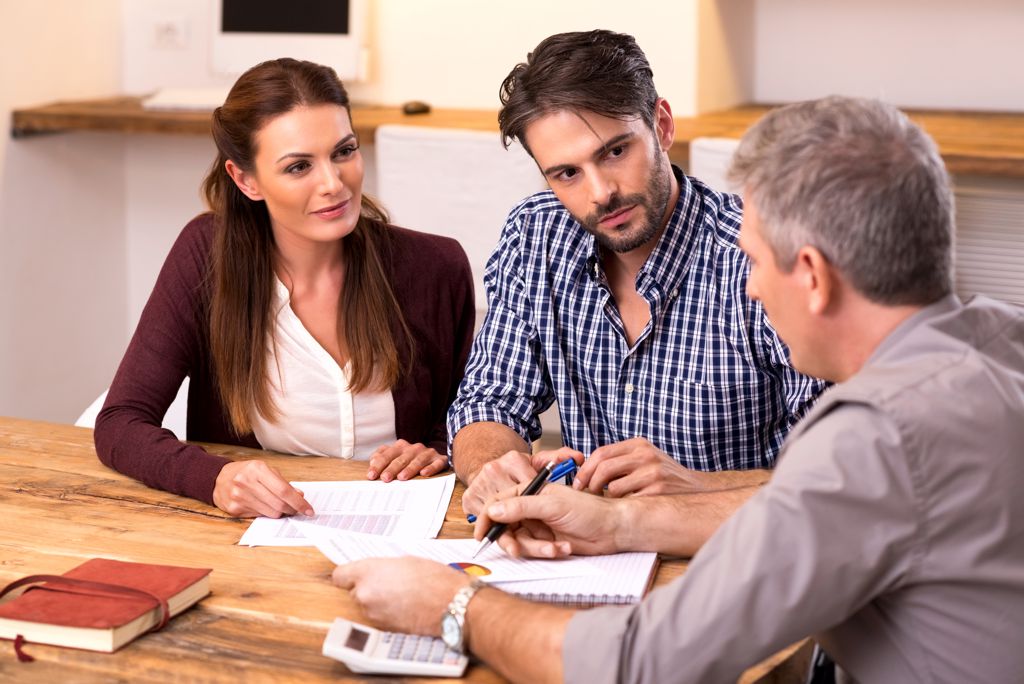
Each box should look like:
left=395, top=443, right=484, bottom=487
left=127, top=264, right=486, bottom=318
left=547, top=459, right=578, bottom=485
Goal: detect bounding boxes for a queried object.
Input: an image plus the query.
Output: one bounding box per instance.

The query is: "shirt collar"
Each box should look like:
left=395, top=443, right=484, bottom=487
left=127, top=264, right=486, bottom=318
left=865, top=294, right=963, bottom=365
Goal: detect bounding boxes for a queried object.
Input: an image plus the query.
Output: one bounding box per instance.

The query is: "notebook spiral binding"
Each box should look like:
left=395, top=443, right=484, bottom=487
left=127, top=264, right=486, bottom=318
left=517, top=592, right=638, bottom=609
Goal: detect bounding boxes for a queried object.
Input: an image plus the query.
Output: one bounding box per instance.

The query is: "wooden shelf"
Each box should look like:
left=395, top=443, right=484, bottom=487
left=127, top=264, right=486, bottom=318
left=671, top=104, right=1024, bottom=178
left=11, top=97, right=1024, bottom=177
left=9, top=96, right=500, bottom=141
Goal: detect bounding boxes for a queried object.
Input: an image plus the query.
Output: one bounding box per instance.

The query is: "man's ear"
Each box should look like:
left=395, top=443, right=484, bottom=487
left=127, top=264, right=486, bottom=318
left=796, top=246, right=835, bottom=315
left=653, top=98, right=675, bottom=153
left=224, top=159, right=263, bottom=202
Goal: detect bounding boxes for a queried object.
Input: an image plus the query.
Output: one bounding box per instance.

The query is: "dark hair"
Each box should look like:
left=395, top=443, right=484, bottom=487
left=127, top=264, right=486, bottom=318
left=498, top=30, right=659, bottom=154
left=728, top=96, right=955, bottom=306
left=201, top=57, right=411, bottom=434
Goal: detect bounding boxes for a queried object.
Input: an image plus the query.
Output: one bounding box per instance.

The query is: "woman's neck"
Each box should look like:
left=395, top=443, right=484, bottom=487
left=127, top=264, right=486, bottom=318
left=272, top=231, right=347, bottom=296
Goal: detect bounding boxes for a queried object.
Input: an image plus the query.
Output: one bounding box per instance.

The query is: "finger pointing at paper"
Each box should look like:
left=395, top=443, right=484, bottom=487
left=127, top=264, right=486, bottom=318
left=212, top=459, right=314, bottom=518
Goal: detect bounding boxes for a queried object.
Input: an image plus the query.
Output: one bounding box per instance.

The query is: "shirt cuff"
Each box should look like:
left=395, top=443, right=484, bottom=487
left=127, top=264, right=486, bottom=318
left=563, top=605, right=634, bottom=683
left=182, top=448, right=232, bottom=506
left=445, top=403, right=539, bottom=457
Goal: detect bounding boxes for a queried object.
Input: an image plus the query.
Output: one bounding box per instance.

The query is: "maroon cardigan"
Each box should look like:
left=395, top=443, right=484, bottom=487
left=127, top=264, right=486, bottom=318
left=95, top=214, right=475, bottom=506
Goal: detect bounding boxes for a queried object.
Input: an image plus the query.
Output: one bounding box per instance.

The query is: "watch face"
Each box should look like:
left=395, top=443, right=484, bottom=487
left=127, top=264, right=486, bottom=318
left=441, top=612, right=461, bottom=650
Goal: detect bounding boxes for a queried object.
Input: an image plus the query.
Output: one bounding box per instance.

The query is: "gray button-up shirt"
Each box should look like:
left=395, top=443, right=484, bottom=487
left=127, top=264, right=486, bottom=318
left=564, top=295, right=1024, bottom=683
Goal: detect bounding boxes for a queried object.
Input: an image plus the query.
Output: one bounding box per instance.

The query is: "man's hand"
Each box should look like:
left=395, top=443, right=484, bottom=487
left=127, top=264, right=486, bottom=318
left=529, top=446, right=585, bottom=472
left=333, top=558, right=470, bottom=635
left=474, top=484, right=626, bottom=558
left=212, top=460, right=313, bottom=518
left=366, top=440, right=448, bottom=482
left=574, top=438, right=716, bottom=497
left=461, top=450, right=538, bottom=516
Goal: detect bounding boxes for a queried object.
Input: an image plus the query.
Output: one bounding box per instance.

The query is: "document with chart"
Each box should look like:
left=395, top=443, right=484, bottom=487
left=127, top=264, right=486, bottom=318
left=299, top=525, right=603, bottom=584
left=238, top=475, right=456, bottom=546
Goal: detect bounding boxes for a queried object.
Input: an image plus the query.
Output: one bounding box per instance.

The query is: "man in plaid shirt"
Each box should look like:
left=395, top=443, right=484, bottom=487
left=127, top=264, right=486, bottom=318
left=448, top=30, right=826, bottom=551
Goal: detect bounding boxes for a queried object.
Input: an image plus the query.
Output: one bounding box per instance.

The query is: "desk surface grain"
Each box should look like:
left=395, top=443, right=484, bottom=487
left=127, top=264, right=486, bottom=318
left=0, top=417, right=809, bottom=682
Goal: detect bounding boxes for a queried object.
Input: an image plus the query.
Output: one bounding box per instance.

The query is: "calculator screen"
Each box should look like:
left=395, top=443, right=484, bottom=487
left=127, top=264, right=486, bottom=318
left=345, top=627, right=371, bottom=652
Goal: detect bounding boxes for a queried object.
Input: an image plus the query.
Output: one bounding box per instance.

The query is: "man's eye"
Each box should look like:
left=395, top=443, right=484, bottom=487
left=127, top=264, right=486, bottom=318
left=559, top=168, right=578, bottom=181
left=607, top=145, right=625, bottom=158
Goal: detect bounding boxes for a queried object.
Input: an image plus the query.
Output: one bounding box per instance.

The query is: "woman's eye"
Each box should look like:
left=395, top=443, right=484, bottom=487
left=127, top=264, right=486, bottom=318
left=334, top=145, right=358, bottom=160
left=285, top=161, right=310, bottom=174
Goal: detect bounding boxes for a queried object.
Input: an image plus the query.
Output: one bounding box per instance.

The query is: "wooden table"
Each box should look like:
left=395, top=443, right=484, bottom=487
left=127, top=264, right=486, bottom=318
left=11, top=98, right=1024, bottom=177
left=0, top=417, right=810, bottom=682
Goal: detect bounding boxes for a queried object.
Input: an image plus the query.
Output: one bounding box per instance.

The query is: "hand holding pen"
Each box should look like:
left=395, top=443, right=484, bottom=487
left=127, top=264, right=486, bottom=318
left=472, top=461, right=558, bottom=558
left=466, top=459, right=577, bottom=524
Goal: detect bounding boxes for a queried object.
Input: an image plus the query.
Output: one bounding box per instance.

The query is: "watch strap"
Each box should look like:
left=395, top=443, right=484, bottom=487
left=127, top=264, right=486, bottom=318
left=446, top=578, right=486, bottom=652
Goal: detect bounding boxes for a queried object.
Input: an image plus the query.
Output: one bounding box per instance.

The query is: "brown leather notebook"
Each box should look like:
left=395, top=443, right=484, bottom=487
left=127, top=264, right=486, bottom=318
left=0, top=558, right=212, bottom=653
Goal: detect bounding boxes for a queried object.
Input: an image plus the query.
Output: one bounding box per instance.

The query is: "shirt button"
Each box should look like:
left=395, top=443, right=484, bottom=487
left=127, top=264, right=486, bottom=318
left=670, top=288, right=679, bottom=299
left=624, top=383, right=635, bottom=394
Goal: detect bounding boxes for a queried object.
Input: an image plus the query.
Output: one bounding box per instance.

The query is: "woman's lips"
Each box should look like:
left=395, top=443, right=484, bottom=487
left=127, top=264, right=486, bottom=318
left=312, top=200, right=350, bottom=220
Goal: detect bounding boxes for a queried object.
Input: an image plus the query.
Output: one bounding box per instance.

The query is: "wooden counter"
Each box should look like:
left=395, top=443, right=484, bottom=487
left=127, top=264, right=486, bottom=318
left=11, top=97, right=1024, bottom=177
left=0, top=417, right=809, bottom=683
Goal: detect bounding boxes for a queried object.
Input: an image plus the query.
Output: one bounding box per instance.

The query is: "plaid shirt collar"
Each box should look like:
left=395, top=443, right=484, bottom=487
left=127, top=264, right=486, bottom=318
left=584, top=165, right=702, bottom=316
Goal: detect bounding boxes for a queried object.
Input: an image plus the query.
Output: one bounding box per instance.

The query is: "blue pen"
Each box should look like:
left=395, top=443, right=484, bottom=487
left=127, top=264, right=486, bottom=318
left=548, top=459, right=577, bottom=485
left=466, top=460, right=578, bottom=523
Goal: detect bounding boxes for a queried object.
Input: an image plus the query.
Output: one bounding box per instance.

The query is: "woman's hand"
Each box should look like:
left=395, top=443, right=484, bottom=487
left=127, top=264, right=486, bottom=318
left=212, top=460, right=313, bottom=518
left=366, top=439, right=449, bottom=482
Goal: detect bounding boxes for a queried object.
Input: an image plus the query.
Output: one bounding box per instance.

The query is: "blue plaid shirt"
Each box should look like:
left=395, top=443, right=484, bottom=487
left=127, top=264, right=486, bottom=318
left=447, top=168, right=827, bottom=471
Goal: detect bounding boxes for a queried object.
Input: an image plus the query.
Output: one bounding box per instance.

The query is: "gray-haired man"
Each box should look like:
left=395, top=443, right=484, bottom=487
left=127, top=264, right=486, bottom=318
left=334, top=96, right=1024, bottom=683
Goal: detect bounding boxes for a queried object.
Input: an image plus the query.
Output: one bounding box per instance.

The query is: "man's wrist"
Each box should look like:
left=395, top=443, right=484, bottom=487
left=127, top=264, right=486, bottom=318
left=610, top=497, right=640, bottom=553
left=702, top=468, right=771, bottom=490
left=441, top=576, right=485, bottom=653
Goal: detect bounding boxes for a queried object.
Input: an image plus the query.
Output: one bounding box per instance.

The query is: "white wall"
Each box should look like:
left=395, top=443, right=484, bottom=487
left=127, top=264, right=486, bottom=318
left=0, top=1, right=124, bottom=422
left=119, top=0, right=703, bottom=114
left=754, top=0, right=1024, bottom=111
left=346, top=0, right=701, bottom=114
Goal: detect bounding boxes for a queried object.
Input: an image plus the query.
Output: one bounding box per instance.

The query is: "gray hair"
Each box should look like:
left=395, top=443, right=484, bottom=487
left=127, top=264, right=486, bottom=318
left=728, top=96, right=954, bottom=306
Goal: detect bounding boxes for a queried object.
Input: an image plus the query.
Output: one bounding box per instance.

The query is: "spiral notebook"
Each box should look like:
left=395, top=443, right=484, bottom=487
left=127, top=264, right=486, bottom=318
left=493, top=551, right=659, bottom=608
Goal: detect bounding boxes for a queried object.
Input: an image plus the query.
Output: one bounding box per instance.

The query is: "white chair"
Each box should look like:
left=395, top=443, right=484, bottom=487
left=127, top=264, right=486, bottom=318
left=374, top=124, right=546, bottom=318
left=75, top=377, right=190, bottom=438
left=688, top=136, right=741, bottom=195
left=374, top=125, right=559, bottom=440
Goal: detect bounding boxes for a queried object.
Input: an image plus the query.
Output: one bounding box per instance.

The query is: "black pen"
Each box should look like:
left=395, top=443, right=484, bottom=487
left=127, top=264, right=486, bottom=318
left=472, top=461, right=554, bottom=558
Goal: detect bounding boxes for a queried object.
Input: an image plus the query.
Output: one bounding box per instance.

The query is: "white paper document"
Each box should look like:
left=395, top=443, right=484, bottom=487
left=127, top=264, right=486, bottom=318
left=496, top=551, right=658, bottom=603
left=300, top=525, right=603, bottom=584
left=238, top=476, right=456, bottom=546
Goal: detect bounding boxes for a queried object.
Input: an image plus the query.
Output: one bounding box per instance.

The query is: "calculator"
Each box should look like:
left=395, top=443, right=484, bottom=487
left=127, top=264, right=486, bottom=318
left=322, top=617, right=469, bottom=677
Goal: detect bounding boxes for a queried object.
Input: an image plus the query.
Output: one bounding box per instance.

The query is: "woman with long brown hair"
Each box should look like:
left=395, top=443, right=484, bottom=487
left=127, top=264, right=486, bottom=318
left=95, top=58, right=474, bottom=518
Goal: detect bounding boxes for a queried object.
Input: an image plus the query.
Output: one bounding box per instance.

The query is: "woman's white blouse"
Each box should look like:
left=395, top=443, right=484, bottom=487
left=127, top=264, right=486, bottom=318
left=250, top=279, right=397, bottom=460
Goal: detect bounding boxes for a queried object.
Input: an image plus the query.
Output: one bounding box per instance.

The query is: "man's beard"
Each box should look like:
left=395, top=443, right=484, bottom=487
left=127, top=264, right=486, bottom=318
left=576, top=155, right=673, bottom=254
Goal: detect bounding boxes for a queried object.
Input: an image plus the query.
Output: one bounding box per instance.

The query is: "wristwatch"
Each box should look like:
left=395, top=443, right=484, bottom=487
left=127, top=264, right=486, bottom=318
left=441, top=578, right=485, bottom=653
